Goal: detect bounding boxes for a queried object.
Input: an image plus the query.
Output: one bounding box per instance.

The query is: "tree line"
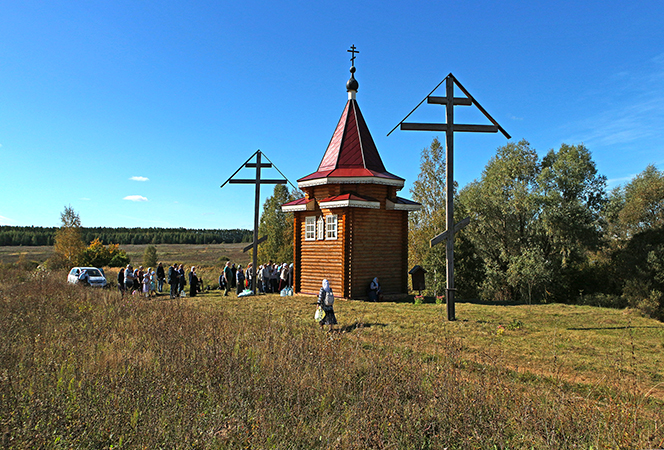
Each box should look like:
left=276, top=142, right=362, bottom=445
left=410, top=138, right=664, bottom=320
left=0, top=226, right=252, bottom=246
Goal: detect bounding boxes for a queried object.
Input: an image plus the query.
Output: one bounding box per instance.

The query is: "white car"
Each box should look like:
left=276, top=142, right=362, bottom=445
left=67, top=267, right=108, bottom=288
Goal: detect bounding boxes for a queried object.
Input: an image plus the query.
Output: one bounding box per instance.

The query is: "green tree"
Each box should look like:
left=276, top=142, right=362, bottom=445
left=51, top=205, right=86, bottom=269
left=457, top=141, right=607, bottom=303
left=602, top=165, right=664, bottom=319
left=458, top=140, right=541, bottom=301
left=409, top=138, right=447, bottom=295
left=258, top=185, right=301, bottom=263
left=143, top=245, right=158, bottom=268
left=507, top=247, right=550, bottom=304
left=537, top=143, right=607, bottom=297
left=610, top=164, right=664, bottom=240
left=79, top=238, right=130, bottom=268
left=617, top=227, right=664, bottom=320
left=79, top=238, right=110, bottom=268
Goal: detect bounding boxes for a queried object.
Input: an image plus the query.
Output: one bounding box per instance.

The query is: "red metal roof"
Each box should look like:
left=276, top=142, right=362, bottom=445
left=318, top=193, right=378, bottom=203
left=281, top=197, right=311, bottom=207
left=298, top=99, right=403, bottom=186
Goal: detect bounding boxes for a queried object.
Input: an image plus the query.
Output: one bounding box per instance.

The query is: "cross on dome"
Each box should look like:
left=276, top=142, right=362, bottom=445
left=347, top=44, right=359, bottom=66
left=346, top=45, right=359, bottom=93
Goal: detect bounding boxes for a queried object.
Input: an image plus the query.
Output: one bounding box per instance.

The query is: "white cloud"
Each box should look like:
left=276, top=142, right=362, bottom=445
left=607, top=175, right=636, bottom=188
left=130, top=176, right=149, bottom=182
left=564, top=57, right=664, bottom=149
left=123, top=195, right=148, bottom=202
left=80, top=197, right=91, bottom=201
left=0, top=215, right=13, bottom=225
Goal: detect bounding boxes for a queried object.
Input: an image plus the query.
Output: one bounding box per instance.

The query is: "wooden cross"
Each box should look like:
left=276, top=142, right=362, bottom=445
left=242, top=235, right=267, bottom=253
left=347, top=44, right=359, bottom=65
left=221, top=150, right=292, bottom=293
left=391, top=73, right=510, bottom=320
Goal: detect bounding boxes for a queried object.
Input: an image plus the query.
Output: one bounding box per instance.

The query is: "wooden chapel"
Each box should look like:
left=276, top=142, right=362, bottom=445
left=282, top=50, right=421, bottom=299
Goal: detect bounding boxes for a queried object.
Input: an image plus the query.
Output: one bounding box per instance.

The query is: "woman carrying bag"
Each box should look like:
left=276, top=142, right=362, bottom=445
left=317, top=279, right=337, bottom=332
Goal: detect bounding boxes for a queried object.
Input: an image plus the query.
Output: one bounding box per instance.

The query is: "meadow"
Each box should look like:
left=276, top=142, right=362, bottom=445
left=1, top=263, right=663, bottom=449
left=0, top=243, right=252, bottom=268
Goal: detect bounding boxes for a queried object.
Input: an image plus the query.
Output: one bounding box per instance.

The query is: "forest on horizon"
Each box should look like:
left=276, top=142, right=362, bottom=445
left=0, top=226, right=252, bottom=246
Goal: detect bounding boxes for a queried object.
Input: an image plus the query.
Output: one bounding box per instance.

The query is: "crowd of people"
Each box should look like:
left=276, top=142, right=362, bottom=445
left=218, top=261, right=293, bottom=296
left=117, top=262, right=203, bottom=299
left=116, top=260, right=294, bottom=299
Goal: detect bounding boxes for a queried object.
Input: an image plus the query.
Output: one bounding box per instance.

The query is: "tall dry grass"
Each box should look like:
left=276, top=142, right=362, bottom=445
left=1, top=266, right=662, bottom=449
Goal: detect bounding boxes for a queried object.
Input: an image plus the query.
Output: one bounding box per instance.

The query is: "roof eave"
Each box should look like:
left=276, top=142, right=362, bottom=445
left=298, top=176, right=405, bottom=189
left=386, top=198, right=422, bottom=211
left=319, top=199, right=381, bottom=209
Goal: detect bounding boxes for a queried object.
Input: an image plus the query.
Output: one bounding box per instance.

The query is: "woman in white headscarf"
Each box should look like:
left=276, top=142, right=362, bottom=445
left=317, top=279, right=337, bottom=331
left=369, top=277, right=382, bottom=302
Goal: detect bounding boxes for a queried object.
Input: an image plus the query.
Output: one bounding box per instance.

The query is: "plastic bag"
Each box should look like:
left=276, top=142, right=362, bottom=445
left=280, top=287, right=293, bottom=297
left=314, top=306, right=325, bottom=322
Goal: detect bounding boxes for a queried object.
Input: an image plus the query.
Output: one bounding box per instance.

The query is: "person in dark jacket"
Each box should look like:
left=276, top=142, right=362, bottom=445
left=178, top=264, right=186, bottom=296
left=236, top=265, right=245, bottom=295
left=156, top=262, right=165, bottom=293
left=117, top=268, right=125, bottom=295
left=223, top=261, right=232, bottom=296
left=188, top=266, right=198, bottom=298
left=168, top=263, right=179, bottom=299
left=368, top=277, right=383, bottom=302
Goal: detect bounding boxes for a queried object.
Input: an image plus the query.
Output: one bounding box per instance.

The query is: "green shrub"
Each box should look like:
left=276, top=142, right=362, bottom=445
left=142, top=245, right=158, bottom=268
left=577, top=293, right=627, bottom=309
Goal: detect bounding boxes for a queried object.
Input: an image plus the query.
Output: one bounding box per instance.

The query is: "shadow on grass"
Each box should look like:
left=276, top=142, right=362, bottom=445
left=350, top=296, right=525, bottom=306
left=455, top=297, right=526, bottom=306
left=340, top=322, right=388, bottom=333
left=567, top=325, right=664, bottom=331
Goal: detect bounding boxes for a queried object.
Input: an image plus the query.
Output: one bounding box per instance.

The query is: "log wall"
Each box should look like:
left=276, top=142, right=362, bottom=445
left=293, top=183, right=411, bottom=299
left=346, top=208, right=408, bottom=298
left=294, top=209, right=346, bottom=296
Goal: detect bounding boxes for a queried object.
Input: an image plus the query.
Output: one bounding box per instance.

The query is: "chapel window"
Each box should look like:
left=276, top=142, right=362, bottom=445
left=305, top=216, right=316, bottom=241
left=326, top=214, right=338, bottom=240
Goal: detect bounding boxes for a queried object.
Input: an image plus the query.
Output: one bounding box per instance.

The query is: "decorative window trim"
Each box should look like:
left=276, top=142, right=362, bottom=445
left=326, top=214, right=338, bottom=240
left=317, top=216, right=325, bottom=240
left=305, top=216, right=316, bottom=241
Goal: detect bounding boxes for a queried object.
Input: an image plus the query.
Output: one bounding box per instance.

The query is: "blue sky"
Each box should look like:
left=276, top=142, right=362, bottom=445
left=1, top=0, right=663, bottom=229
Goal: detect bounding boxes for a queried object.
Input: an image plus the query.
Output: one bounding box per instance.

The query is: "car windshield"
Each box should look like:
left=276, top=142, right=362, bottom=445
left=87, top=269, right=102, bottom=277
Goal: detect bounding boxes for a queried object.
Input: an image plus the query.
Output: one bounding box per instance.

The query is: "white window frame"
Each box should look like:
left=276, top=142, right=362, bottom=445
left=317, top=216, right=325, bottom=240
left=326, top=214, right=338, bottom=240
left=305, top=216, right=316, bottom=241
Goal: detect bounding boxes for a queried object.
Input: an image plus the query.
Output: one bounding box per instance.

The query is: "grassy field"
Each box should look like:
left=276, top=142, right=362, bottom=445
left=0, top=243, right=252, bottom=268
left=0, top=243, right=252, bottom=282
left=1, top=264, right=663, bottom=449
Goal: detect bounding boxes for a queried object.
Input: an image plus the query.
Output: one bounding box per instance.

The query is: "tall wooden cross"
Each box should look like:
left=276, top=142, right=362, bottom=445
left=221, top=150, right=291, bottom=293
left=391, top=73, right=510, bottom=320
